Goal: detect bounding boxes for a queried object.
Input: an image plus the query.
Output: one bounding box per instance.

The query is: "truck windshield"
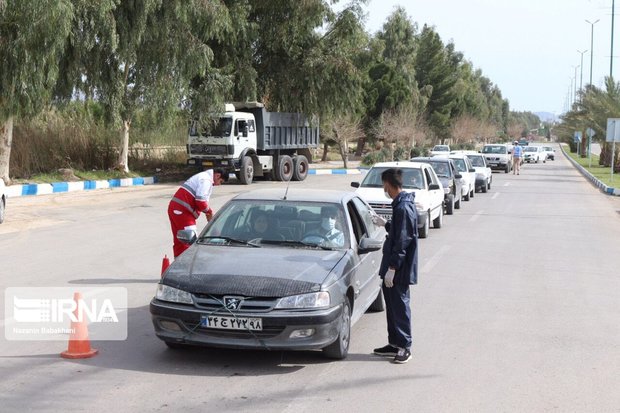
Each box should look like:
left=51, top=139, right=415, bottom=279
left=188, top=117, right=233, bottom=137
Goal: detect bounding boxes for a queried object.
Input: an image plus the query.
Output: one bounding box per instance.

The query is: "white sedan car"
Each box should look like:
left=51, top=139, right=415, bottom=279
left=523, top=146, right=546, bottom=163
left=448, top=154, right=476, bottom=201
left=351, top=161, right=444, bottom=238
left=453, top=151, right=492, bottom=193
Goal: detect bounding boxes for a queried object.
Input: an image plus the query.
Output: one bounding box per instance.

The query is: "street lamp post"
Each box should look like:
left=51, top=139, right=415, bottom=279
left=586, top=19, right=600, bottom=86
left=573, top=65, right=579, bottom=103
left=577, top=49, right=588, bottom=99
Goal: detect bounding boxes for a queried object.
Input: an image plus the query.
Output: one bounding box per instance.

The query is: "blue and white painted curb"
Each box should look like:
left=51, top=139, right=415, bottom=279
left=5, top=177, right=157, bottom=198
left=308, top=168, right=363, bottom=175
left=560, top=144, right=620, bottom=196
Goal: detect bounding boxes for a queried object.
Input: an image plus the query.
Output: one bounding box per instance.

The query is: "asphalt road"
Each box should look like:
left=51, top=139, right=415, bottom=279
left=1, top=146, right=620, bottom=413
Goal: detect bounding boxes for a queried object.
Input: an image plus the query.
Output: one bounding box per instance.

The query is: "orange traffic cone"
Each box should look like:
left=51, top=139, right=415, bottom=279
left=61, top=292, right=98, bottom=359
left=161, top=255, right=170, bottom=276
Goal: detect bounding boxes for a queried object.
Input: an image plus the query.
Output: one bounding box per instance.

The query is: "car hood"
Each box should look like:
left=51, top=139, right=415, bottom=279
left=162, top=245, right=347, bottom=297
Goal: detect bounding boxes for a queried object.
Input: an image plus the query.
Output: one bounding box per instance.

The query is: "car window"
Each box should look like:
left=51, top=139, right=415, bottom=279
left=423, top=167, right=434, bottom=187
left=451, top=158, right=467, bottom=172
left=524, top=147, right=537, bottom=152
left=482, top=145, right=506, bottom=154
left=468, top=156, right=485, bottom=167
left=351, top=197, right=379, bottom=239
left=361, top=167, right=423, bottom=190
left=428, top=161, right=450, bottom=177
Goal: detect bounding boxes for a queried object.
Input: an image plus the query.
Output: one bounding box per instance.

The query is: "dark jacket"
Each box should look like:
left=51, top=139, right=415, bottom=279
left=379, top=191, right=418, bottom=285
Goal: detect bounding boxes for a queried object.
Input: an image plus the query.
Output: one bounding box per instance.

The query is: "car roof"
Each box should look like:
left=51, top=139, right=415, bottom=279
left=370, top=161, right=428, bottom=169
left=450, top=150, right=479, bottom=155
left=232, top=188, right=355, bottom=203
left=411, top=156, right=452, bottom=163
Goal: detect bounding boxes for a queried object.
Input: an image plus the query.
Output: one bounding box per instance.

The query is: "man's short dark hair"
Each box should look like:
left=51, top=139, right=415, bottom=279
left=381, top=168, right=403, bottom=189
left=213, top=168, right=229, bottom=182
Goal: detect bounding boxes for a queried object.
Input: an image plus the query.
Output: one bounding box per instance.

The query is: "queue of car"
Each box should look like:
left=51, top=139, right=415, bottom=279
left=150, top=142, right=553, bottom=360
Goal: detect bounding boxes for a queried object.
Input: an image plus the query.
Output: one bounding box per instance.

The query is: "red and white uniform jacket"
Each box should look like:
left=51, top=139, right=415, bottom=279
left=170, top=170, right=214, bottom=218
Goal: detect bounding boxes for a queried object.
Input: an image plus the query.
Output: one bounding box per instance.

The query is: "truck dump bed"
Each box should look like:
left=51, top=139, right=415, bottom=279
left=234, top=102, right=319, bottom=151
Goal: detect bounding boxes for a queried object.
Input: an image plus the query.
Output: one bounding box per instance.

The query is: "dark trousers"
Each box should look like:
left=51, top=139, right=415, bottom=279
left=382, top=282, right=412, bottom=349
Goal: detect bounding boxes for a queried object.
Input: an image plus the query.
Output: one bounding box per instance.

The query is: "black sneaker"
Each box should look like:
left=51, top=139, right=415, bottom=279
left=392, top=348, right=412, bottom=364
left=373, top=344, right=399, bottom=357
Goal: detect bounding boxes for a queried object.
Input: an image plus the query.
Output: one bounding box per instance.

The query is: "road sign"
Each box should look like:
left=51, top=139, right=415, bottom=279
left=586, top=127, right=596, bottom=137
left=574, top=131, right=582, bottom=143
left=606, top=118, right=620, bottom=142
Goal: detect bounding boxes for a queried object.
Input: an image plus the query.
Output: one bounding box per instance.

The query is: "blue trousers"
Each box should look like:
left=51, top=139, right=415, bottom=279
left=382, top=282, right=412, bottom=349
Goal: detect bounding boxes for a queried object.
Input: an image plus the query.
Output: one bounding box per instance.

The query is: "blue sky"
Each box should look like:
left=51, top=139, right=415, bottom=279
left=361, top=0, right=616, bottom=115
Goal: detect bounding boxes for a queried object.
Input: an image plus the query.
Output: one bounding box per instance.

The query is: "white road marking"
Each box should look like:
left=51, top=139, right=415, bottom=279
left=504, top=182, right=511, bottom=187
left=421, top=245, right=451, bottom=273
left=492, top=192, right=500, bottom=200
left=469, top=210, right=484, bottom=223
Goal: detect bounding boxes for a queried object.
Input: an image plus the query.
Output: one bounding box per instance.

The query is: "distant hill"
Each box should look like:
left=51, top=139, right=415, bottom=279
left=534, top=112, right=559, bottom=123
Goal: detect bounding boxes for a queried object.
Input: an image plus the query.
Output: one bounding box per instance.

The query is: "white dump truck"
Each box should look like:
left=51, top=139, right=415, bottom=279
left=187, top=102, right=319, bottom=184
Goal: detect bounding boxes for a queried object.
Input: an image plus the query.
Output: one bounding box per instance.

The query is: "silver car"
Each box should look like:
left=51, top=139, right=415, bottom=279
left=151, top=188, right=386, bottom=359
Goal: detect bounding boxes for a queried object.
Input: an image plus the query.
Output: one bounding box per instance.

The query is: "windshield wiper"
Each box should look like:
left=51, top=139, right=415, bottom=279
left=197, top=236, right=261, bottom=248
left=261, top=239, right=337, bottom=250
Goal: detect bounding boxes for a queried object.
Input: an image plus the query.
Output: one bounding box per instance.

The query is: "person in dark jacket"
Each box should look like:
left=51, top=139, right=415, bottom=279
left=371, top=168, right=418, bottom=364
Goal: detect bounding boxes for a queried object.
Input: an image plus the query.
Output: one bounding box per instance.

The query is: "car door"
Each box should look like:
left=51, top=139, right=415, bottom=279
left=423, top=165, right=443, bottom=216
left=347, top=197, right=383, bottom=323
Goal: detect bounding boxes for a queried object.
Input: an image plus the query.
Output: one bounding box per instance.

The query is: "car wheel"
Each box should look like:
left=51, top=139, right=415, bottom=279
left=505, top=164, right=510, bottom=173
left=0, top=197, right=5, bottom=224
left=275, top=155, right=294, bottom=181
left=418, top=211, right=430, bottom=238
left=445, top=194, right=454, bottom=215
left=433, top=207, right=443, bottom=229
left=368, top=289, right=385, bottom=312
left=454, top=192, right=461, bottom=209
left=470, top=187, right=474, bottom=198
left=481, top=181, right=488, bottom=193
left=464, top=190, right=470, bottom=201
left=323, top=299, right=351, bottom=359
left=239, top=156, right=254, bottom=185
left=488, top=178, right=492, bottom=190
left=292, top=155, right=309, bottom=181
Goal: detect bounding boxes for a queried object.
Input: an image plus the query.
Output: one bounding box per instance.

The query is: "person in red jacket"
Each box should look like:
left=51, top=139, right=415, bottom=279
left=168, top=168, right=227, bottom=257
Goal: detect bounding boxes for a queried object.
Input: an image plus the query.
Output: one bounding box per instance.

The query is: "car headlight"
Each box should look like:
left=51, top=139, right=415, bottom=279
left=156, top=284, right=193, bottom=304
left=275, top=292, right=330, bottom=309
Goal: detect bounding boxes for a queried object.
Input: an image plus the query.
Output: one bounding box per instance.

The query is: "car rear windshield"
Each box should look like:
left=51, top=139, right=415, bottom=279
left=482, top=145, right=506, bottom=154
left=468, top=156, right=485, bottom=167
left=427, top=161, right=450, bottom=177
left=433, top=145, right=449, bottom=151
left=524, top=147, right=538, bottom=152
left=451, top=158, right=467, bottom=172
left=361, top=167, right=424, bottom=189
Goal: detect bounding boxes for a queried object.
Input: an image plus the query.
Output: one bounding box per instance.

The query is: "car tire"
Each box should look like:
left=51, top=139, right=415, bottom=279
left=488, top=178, right=492, bottom=190
left=464, top=190, right=470, bottom=201
left=368, top=289, right=385, bottom=312
left=445, top=194, right=454, bottom=215
left=505, top=164, right=510, bottom=173
left=433, top=207, right=443, bottom=229
left=481, top=182, right=488, bottom=193
left=240, top=156, right=254, bottom=185
left=470, top=187, right=474, bottom=198
left=323, top=299, right=351, bottom=359
left=454, top=193, right=461, bottom=209
left=275, top=155, right=294, bottom=182
left=292, top=155, right=309, bottom=181
left=419, top=212, right=430, bottom=238
left=0, top=197, right=5, bottom=224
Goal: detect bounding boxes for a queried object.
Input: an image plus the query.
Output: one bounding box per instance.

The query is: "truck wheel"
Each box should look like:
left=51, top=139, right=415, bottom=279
left=292, top=155, right=309, bottom=181
left=240, top=156, right=253, bottom=185
left=276, top=155, right=294, bottom=182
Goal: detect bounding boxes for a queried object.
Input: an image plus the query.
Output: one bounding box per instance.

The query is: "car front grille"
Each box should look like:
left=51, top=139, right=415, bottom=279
left=189, top=144, right=228, bottom=155
left=193, top=294, right=277, bottom=312
left=368, top=202, right=392, bottom=216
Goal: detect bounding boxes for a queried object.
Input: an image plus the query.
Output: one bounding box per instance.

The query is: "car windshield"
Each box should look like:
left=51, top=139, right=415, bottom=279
left=482, top=145, right=506, bottom=154
left=427, top=161, right=450, bottom=177
left=451, top=158, right=467, bottom=172
left=468, top=156, right=485, bottom=167
left=200, top=200, right=349, bottom=249
left=361, top=167, right=424, bottom=189
left=543, top=147, right=552, bottom=151
left=524, top=147, right=538, bottom=152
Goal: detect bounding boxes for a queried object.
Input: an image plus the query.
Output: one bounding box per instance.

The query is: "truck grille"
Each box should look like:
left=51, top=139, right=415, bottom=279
left=189, top=144, right=228, bottom=155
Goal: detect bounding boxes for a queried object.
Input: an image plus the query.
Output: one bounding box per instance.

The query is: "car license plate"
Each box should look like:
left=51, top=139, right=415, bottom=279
left=200, top=315, right=262, bottom=331
left=201, top=161, right=213, bottom=166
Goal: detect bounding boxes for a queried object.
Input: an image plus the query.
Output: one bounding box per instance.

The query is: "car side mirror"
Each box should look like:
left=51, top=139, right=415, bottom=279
left=358, top=236, right=383, bottom=254
left=455, top=173, right=462, bottom=179
left=350, top=182, right=360, bottom=188
left=428, top=183, right=440, bottom=190
left=469, top=168, right=475, bottom=173
left=177, top=229, right=197, bottom=245
left=508, top=150, right=512, bottom=154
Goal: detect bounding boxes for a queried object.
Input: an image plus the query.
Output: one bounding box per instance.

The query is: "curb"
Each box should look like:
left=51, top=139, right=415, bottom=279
left=560, top=144, right=620, bottom=196
left=4, top=168, right=364, bottom=198
left=5, top=177, right=158, bottom=198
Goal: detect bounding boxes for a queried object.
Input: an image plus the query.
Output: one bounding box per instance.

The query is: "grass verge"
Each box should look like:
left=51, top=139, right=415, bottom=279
left=564, top=148, right=620, bottom=188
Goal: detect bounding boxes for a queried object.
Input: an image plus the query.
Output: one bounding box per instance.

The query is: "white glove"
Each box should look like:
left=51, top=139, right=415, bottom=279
left=372, top=214, right=387, bottom=227
left=384, top=269, right=395, bottom=288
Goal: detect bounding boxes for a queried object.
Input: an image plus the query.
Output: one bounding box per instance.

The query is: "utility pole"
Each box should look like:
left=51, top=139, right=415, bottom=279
left=612, top=0, right=615, bottom=78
